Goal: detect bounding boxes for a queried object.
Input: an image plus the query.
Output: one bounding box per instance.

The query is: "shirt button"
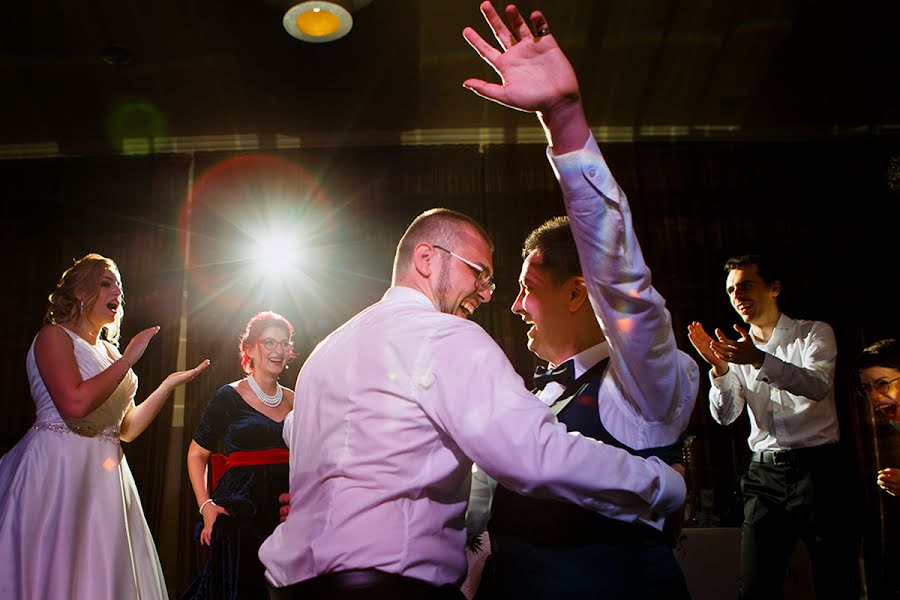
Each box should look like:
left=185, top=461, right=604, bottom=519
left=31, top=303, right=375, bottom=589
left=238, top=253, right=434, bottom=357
left=588, top=168, right=597, bottom=178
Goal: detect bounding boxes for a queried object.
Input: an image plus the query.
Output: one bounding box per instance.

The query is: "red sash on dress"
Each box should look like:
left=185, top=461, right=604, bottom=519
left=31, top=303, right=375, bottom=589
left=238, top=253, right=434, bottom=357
left=210, top=448, right=289, bottom=490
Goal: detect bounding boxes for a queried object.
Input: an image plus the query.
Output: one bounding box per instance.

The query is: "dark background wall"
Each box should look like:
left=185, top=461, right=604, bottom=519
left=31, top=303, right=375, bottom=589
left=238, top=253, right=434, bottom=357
left=2, top=137, right=899, bottom=595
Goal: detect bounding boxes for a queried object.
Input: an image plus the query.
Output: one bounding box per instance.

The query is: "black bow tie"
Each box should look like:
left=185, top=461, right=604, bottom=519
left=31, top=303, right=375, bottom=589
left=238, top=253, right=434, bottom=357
left=533, top=360, right=575, bottom=391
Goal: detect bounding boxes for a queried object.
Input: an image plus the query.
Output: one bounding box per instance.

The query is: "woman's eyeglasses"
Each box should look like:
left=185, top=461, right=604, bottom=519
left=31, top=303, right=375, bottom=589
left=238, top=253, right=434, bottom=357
left=260, top=338, right=293, bottom=352
left=859, top=376, right=900, bottom=397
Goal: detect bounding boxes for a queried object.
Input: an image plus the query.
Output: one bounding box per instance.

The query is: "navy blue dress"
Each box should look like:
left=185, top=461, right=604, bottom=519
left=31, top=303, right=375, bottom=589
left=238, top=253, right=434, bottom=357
left=181, top=385, right=289, bottom=600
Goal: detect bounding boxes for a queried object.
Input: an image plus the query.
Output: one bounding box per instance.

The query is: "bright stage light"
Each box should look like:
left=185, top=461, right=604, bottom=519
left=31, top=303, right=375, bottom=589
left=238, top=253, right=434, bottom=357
left=252, top=230, right=302, bottom=279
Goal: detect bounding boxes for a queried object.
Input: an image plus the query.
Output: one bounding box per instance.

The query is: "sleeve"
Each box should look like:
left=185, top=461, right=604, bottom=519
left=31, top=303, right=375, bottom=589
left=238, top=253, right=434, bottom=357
left=465, top=464, right=497, bottom=538
left=281, top=410, right=294, bottom=449
left=755, top=321, right=836, bottom=401
left=708, top=367, right=747, bottom=426
left=547, top=138, right=699, bottom=434
left=192, top=386, right=234, bottom=451
left=420, top=323, right=686, bottom=530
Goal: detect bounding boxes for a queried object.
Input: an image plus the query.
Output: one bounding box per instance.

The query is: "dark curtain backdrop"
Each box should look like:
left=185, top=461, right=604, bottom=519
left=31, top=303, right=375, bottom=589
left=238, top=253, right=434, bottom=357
left=2, top=138, right=899, bottom=596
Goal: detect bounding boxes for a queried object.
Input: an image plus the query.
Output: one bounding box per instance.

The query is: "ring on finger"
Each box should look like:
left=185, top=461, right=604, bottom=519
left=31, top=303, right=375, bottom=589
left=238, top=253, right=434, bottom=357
left=535, top=26, right=551, bottom=37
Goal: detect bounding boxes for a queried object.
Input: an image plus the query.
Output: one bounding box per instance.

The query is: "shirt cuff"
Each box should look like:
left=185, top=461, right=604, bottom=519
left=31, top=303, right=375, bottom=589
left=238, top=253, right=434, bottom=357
left=281, top=410, right=293, bottom=449
left=546, top=136, right=619, bottom=202
left=709, top=367, right=734, bottom=388
left=648, top=457, right=687, bottom=519
left=755, top=352, right=778, bottom=385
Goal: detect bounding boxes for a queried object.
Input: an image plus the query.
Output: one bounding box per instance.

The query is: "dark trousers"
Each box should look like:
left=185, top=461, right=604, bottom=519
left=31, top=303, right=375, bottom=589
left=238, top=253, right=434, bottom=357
left=476, top=535, right=691, bottom=600
left=267, top=570, right=466, bottom=600
left=739, top=448, right=861, bottom=600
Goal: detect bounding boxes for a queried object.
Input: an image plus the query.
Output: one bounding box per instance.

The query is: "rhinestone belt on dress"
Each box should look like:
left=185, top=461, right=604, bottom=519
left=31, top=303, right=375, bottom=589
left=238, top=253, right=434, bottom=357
left=31, top=421, right=120, bottom=443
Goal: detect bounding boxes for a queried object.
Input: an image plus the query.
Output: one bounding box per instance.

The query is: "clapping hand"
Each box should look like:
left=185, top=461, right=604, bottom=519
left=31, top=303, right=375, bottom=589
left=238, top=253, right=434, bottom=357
left=122, top=326, right=161, bottom=367
left=709, top=325, right=765, bottom=368
left=687, top=322, right=729, bottom=376
left=689, top=322, right=765, bottom=375
left=878, top=468, right=900, bottom=496
left=163, top=359, right=211, bottom=389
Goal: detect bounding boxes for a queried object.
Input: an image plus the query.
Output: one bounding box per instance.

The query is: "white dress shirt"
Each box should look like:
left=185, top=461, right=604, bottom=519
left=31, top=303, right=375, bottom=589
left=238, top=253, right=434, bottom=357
left=467, top=342, right=613, bottom=537
left=535, top=342, right=610, bottom=406
left=550, top=136, right=699, bottom=451
left=259, top=286, right=685, bottom=587
left=708, top=313, right=839, bottom=451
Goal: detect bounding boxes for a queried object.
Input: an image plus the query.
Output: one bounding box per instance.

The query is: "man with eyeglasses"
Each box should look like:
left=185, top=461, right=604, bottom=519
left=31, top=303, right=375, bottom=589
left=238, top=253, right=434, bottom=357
left=259, top=5, right=688, bottom=598
left=260, top=204, right=685, bottom=599
left=688, top=255, right=860, bottom=599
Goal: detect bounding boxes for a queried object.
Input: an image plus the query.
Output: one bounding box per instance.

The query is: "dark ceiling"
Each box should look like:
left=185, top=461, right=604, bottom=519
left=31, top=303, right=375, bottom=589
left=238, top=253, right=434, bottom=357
left=2, top=0, right=899, bottom=156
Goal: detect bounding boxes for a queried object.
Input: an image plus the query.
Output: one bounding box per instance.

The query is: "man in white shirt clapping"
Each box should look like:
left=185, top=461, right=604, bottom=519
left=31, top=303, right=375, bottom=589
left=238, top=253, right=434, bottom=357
left=689, top=255, right=860, bottom=600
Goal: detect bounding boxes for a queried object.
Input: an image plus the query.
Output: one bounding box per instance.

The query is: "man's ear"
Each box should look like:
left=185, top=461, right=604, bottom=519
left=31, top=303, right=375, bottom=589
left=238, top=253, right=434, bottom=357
left=412, top=243, right=436, bottom=278
left=568, top=277, right=589, bottom=312
left=771, top=280, right=781, bottom=298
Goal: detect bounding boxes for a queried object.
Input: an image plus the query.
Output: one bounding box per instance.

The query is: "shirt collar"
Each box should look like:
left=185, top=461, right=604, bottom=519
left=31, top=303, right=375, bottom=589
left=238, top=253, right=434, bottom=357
left=383, top=285, right=436, bottom=310
left=763, top=312, right=792, bottom=347
left=551, top=341, right=610, bottom=380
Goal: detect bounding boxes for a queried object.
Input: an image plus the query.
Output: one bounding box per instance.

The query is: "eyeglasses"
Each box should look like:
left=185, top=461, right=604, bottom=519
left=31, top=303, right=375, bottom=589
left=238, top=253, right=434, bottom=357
left=859, top=376, right=900, bottom=397
left=433, top=245, right=496, bottom=294
left=260, top=338, right=293, bottom=352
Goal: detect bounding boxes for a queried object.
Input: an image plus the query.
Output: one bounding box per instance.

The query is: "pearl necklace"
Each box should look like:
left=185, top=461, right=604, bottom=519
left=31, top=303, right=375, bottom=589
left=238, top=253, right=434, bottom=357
left=246, top=374, right=283, bottom=408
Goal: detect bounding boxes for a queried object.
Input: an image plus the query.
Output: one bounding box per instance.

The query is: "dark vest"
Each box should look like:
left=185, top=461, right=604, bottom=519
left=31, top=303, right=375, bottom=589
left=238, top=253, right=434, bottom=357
left=488, top=357, right=683, bottom=546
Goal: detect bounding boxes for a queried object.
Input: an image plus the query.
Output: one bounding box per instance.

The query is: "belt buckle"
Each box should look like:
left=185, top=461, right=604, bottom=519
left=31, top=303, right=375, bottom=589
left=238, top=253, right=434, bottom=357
left=772, top=450, right=790, bottom=466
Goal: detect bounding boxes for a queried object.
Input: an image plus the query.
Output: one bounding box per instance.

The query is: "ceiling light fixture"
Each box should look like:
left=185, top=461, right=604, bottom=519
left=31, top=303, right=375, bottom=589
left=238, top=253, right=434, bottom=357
left=282, top=0, right=373, bottom=43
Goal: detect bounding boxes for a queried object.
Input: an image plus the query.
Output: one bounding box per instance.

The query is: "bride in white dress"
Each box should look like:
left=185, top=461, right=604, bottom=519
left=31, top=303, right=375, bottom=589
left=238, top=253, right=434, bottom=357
left=0, top=253, right=209, bottom=599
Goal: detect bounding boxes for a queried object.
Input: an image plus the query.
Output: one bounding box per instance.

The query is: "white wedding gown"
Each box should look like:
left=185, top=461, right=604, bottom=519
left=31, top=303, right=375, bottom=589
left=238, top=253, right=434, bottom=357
left=0, top=326, right=168, bottom=599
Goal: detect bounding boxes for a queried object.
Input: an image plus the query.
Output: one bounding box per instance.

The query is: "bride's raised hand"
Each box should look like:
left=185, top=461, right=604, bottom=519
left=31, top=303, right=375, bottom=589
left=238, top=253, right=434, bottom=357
left=163, top=359, right=211, bottom=389
left=121, top=326, right=160, bottom=367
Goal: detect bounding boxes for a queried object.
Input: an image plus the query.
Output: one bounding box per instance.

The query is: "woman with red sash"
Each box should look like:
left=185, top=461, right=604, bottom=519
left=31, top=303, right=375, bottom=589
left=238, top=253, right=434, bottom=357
left=182, top=311, right=296, bottom=599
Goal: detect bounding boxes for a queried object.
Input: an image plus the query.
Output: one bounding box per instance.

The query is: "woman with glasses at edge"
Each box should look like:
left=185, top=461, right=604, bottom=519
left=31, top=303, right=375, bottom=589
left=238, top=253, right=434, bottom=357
left=182, top=311, right=297, bottom=599
left=858, top=338, right=900, bottom=497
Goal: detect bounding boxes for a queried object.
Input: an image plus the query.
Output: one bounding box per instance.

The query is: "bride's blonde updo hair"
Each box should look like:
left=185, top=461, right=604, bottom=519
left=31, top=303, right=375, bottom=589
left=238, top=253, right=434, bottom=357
left=45, top=253, right=124, bottom=345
